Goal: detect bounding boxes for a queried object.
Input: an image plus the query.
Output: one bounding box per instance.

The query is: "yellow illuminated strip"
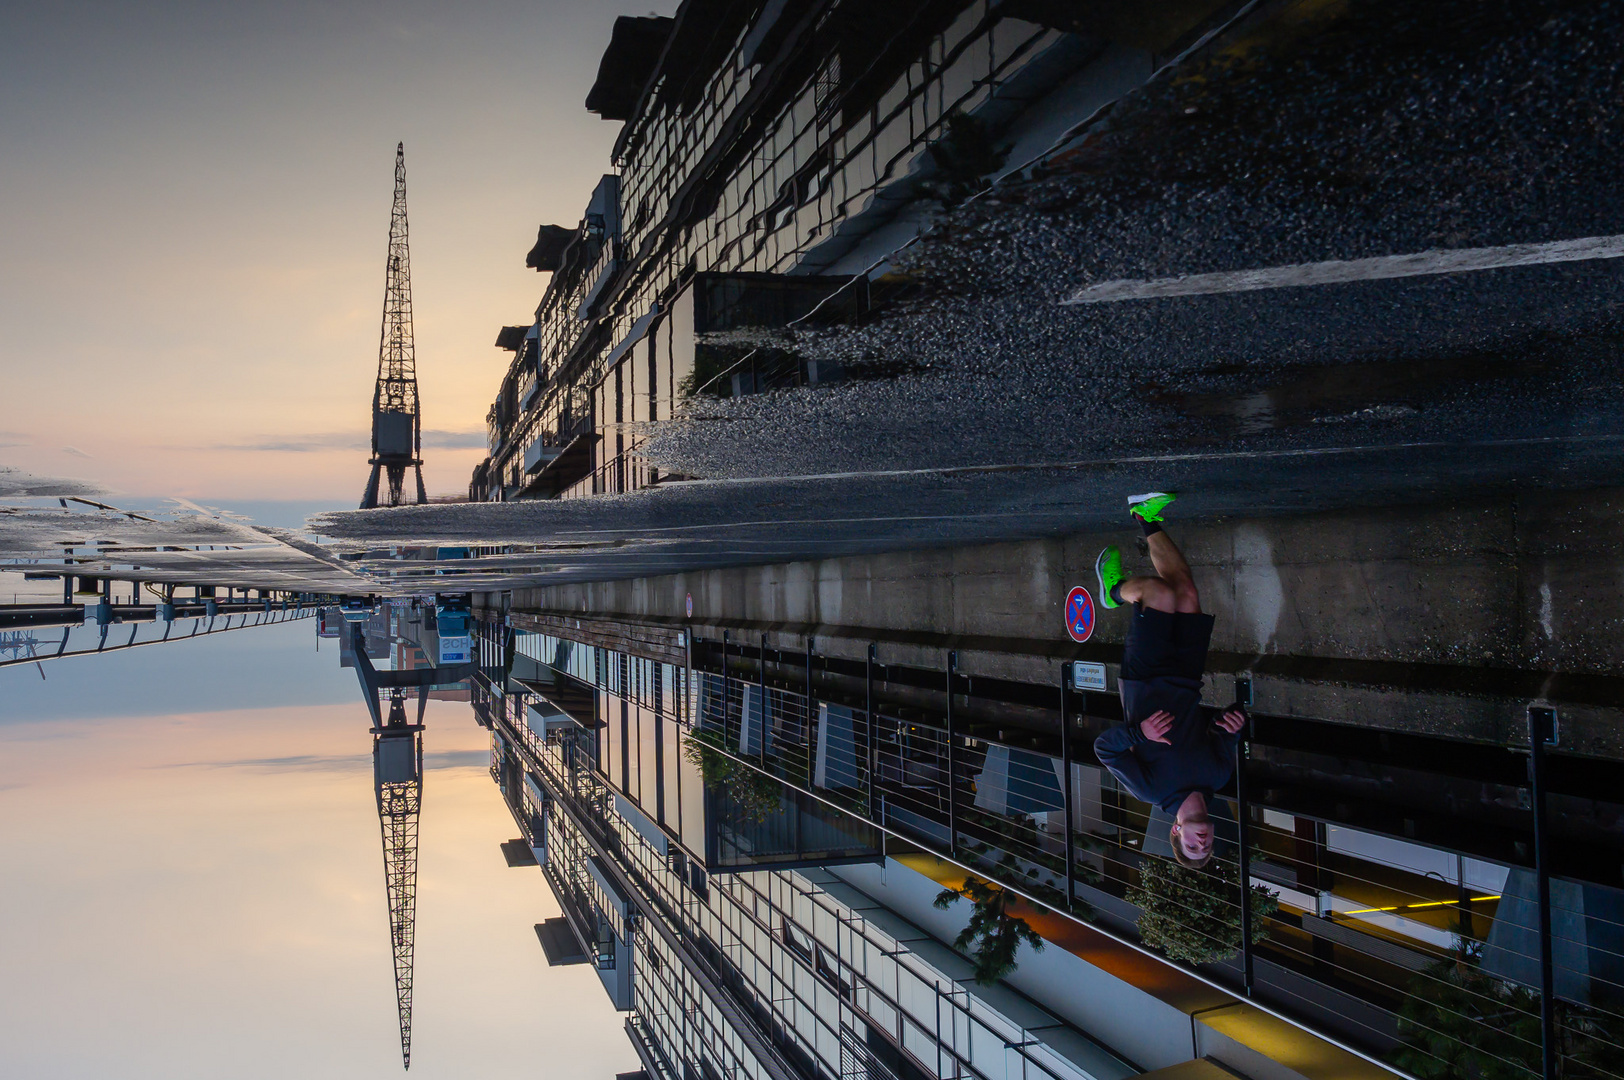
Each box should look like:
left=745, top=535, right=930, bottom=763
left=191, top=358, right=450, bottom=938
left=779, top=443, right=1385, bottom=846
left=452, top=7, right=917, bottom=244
left=1342, top=895, right=1501, bottom=915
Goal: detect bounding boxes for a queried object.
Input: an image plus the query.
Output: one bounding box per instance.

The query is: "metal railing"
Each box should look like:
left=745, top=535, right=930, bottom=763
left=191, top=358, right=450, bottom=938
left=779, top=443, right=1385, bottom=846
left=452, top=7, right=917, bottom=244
left=0, top=605, right=315, bottom=670
left=497, top=617, right=1624, bottom=1080
left=485, top=681, right=1126, bottom=1080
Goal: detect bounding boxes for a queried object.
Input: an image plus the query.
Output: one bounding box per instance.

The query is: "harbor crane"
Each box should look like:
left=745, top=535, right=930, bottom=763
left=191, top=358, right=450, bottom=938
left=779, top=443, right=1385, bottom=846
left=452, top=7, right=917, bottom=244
left=361, top=143, right=428, bottom=509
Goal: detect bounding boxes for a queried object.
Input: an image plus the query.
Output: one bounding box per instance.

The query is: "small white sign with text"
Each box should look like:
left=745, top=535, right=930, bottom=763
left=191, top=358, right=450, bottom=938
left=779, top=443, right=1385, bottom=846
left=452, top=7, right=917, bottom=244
left=1070, top=661, right=1107, bottom=691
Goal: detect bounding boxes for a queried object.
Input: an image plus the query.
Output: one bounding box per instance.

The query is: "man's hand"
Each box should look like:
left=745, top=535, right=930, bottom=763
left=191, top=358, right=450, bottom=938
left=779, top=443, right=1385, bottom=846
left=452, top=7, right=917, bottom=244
left=1139, top=711, right=1174, bottom=744
left=1215, top=708, right=1247, bottom=735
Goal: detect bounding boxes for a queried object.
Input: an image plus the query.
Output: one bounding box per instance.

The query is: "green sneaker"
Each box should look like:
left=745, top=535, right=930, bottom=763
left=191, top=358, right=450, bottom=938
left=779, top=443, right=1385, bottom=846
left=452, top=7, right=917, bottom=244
left=1128, top=491, right=1178, bottom=523
left=1095, top=546, right=1125, bottom=609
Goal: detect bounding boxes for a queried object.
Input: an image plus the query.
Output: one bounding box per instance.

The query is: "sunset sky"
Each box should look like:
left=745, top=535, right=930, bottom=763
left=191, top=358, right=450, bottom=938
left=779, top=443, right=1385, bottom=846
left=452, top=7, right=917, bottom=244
left=0, top=1, right=676, bottom=507
left=0, top=618, right=636, bottom=1078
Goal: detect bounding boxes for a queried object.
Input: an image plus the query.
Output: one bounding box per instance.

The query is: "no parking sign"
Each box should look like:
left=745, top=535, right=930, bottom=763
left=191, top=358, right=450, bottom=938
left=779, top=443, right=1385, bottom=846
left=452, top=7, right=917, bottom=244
left=1064, top=585, right=1095, bottom=643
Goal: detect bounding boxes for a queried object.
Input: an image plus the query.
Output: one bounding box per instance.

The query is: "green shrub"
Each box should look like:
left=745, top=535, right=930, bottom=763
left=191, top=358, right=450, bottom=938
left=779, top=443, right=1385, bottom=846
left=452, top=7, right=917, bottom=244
left=1127, top=855, right=1278, bottom=966
left=681, top=726, right=782, bottom=823
left=934, top=877, right=1044, bottom=985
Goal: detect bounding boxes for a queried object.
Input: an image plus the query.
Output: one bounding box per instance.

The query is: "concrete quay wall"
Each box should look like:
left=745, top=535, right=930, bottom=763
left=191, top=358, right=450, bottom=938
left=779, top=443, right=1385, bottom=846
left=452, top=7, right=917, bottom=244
left=498, top=489, right=1624, bottom=755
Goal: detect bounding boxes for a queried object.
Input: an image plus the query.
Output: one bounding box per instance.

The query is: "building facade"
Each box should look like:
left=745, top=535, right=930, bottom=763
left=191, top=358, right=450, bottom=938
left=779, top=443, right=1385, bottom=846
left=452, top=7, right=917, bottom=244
left=460, top=602, right=1624, bottom=1080
left=472, top=0, right=1233, bottom=501
left=474, top=621, right=1143, bottom=1080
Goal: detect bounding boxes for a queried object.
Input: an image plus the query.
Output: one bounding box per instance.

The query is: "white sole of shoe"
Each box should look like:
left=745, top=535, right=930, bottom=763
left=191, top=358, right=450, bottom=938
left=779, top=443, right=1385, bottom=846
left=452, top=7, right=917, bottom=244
left=1126, top=491, right=1170, bottom=506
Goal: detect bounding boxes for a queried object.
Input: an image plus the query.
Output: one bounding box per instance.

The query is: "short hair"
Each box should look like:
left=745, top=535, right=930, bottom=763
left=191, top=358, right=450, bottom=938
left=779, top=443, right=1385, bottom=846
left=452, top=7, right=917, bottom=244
left=1170, top=824, right=1213, bottom=870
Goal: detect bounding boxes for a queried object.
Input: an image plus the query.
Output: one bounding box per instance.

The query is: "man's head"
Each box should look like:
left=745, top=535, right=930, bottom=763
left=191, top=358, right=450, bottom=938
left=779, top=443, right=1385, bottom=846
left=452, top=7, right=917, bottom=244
left=1170, top=797, right=1214, bottom=869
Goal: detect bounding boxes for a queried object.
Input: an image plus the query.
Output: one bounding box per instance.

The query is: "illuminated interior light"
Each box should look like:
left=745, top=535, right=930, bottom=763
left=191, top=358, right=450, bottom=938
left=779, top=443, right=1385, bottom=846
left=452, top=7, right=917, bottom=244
left=1340, top=895, right=1501, bottom=915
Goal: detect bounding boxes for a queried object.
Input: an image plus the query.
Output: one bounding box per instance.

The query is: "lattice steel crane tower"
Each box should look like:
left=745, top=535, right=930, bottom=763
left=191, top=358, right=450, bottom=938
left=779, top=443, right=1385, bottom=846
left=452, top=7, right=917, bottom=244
left=373, top=686, right=424, bottom=1069
left=361, top=142, right=428, bottom=509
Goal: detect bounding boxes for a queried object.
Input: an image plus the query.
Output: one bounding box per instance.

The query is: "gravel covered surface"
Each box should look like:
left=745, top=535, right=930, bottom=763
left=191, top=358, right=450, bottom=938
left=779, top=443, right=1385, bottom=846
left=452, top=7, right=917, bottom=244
left=315, top=0, right=1624, bottom=587
left=644, top=0, right=1624, bottom=481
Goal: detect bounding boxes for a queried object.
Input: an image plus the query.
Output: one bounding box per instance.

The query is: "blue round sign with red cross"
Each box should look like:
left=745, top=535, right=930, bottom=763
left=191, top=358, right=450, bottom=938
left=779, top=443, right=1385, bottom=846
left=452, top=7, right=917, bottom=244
left=1065, top=585, right=1095, bottom=643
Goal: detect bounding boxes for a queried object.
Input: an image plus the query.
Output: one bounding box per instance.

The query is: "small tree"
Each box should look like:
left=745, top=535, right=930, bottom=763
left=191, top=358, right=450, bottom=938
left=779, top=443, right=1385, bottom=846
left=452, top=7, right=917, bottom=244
left=682, top=726, right=782, bottom=823
left=934, top=877, right=1044, bottom=985
left=1127, top=855, right=1279, bottom=966
left=1390, top=959, right=1543, bottom=1080
left=1390, top=921, right=1622, bottom=1079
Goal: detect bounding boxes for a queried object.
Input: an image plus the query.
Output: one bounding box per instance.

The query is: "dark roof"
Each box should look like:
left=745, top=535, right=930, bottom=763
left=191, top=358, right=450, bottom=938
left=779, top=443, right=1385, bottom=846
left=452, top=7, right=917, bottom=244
left=494, top=326, right=529, bottom=352
left=646, top=0, right=738, bottom=115
left=534, top=918, right=589, bottom=966
left=525, top=224, right=575, bottom=272
left=499, top=838, right=537, bottom=866
left=584, top=15, right=673, bottom=121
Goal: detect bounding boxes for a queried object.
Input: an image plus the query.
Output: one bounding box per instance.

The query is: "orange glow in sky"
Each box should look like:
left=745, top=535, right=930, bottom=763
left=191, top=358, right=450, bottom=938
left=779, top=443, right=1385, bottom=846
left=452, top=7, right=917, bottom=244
left=0, top=2, right=676, bottom=505
left=0, top=697, right=636, bottom=1078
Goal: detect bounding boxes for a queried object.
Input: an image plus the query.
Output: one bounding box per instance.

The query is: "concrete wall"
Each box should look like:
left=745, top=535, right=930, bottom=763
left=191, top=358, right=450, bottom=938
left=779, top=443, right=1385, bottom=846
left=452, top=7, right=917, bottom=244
left=512, top=490, right=1622, bottom=668
left=503, top=490, right=1624, bottom=753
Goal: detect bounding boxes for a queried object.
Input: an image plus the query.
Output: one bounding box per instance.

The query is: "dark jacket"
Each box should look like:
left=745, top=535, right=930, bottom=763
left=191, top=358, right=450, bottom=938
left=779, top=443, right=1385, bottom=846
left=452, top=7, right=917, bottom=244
left=1094, top=676, right=1238, bottom=813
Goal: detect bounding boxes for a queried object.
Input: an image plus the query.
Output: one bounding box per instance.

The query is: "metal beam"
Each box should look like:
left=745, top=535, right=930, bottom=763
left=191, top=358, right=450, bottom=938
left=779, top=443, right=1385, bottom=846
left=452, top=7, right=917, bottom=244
left=866, top=644, right=877, bottom=819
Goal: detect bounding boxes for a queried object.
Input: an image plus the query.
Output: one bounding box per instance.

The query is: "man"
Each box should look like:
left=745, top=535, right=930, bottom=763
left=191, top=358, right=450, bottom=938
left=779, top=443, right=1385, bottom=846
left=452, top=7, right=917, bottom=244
left=1091, top=492, right=1246, bottom=870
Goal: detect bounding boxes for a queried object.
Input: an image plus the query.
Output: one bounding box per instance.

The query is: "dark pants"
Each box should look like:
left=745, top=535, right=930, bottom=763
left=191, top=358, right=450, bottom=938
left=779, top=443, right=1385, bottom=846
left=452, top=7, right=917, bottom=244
left=1120, top=604, right=1216, bottom=682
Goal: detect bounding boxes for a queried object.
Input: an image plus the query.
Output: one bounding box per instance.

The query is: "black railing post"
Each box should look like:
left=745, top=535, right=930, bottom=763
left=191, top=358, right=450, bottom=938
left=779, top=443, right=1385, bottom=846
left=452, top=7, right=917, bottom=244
left=684, top=627, right=693, bottom=730
left=805, top=636, right=815, bottom=786
left=866, top=644, right=877, bottom=818
left=1060, top=664, right=1076, bottom=913
left=760, top=633, right=769, bottom=767
left=1529, top=704, right=1559, bottom=1080
left=720, top=630, right=729, bottom=737
left=946, top=651, right=958, bottom=858
left=1234, top=684, right=1255, bottom=997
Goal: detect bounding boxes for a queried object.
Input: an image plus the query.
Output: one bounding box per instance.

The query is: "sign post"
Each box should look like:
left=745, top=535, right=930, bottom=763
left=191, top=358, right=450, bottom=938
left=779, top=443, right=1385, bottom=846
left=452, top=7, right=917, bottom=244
left=1064, top=586, right=1095, bottom=643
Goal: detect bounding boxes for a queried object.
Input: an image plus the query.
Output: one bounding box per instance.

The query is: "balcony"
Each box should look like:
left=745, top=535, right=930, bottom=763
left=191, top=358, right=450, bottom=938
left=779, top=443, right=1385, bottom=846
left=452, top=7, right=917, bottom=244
left=577, top=236, right=621, bottom=322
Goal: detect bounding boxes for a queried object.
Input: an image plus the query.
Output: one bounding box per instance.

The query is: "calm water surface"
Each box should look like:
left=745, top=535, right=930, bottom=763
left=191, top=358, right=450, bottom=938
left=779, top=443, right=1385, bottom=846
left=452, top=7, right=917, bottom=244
left=0, top=617, right=632, bottom=1079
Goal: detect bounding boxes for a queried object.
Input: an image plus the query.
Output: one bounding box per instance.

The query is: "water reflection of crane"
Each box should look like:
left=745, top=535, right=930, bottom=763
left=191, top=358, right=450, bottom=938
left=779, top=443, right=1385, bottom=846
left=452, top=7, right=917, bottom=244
left=371, top=684, right=423, bottom=1071
left=342, top=605, right=475, bottom=1071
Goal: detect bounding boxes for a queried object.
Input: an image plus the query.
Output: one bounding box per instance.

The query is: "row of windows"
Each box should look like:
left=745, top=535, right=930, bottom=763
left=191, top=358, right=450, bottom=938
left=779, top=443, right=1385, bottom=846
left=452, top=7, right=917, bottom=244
left=500, top=632, right=1122, bottom=1080
left=485, top=4, right=1071, bottom=499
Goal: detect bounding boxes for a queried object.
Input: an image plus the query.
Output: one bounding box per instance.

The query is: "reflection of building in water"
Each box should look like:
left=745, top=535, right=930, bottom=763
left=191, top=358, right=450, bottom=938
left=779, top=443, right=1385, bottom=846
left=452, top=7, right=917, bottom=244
left=337, top=606, right=391, bottom=669
left=339, top=601, right=471, bottom=702
left=463, top=526, right=1624, bottom=1080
